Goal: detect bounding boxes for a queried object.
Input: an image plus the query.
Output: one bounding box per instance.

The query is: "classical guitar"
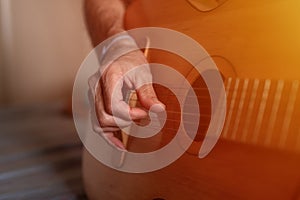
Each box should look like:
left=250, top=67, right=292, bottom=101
left=83, top=0, right=300, bottom=199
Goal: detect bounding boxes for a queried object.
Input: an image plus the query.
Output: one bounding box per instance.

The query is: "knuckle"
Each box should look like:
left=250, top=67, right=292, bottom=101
left=109, top=72, right=123, bottom=83
left=88, top=73, right=99, bottom=88
left=140, top=85, right=156, bottom=97
left=98, top=115, right=111, bottom=127
left=105, top=102, right=113, bottom=115
left=92, top=124, right=99, bottom=133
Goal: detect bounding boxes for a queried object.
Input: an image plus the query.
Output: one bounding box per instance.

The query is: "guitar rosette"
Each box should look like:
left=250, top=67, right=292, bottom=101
left=73, top=27, right=226, bottom=173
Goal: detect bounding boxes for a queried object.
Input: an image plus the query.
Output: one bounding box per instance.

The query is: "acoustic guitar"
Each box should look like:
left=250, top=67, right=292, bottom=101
left=82, top=0, right=300, bottom=199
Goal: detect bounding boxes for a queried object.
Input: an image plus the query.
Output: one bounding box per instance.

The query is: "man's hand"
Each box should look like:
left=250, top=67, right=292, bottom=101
left=88, top=49, right=165, bottom=150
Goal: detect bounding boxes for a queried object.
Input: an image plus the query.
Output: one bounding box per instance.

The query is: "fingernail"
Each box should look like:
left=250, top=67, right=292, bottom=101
left=150, top=103, right=165, bottom=113
left=130, top=108, right=148, bottom=119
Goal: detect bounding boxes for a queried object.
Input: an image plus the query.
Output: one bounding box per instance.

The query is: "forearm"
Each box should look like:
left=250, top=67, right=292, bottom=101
left=84, top=0, right=131, bottom=46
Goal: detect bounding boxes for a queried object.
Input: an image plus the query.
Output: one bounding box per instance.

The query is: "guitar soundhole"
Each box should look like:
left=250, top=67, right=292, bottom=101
left=127, top=76, right=212, bottom=154
left=187, top=0, right=228, bottom=12
left=125, top=48, right=215, bottom=154
left=184, top=75, right=211, bottom=142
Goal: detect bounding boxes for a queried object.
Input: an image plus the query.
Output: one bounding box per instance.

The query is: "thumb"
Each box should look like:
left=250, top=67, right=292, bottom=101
left=136, top=84, right=165, bottom=112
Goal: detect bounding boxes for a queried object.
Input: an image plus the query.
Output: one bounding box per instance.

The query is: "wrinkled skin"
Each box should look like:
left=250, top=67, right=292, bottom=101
left=88, top=50, right=165, bottom=150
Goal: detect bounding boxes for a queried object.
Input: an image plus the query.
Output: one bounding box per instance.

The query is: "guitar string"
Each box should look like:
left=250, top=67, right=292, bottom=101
left=124, top=79, right=272, bottom=126
left=118, top=79, right=300, bottom=150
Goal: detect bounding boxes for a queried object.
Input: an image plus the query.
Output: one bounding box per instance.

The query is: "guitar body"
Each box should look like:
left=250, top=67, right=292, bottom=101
left=83, top=1, right=300, bottom=199
left=125, top=0, right=300, bottom=79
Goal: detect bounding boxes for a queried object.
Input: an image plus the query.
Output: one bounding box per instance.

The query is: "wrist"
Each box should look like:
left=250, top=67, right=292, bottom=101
left=99, top=33, right=140, bottom=71
left=106, top=26, right=125, bottom=38
left=102, top=34, right=136, bottom=55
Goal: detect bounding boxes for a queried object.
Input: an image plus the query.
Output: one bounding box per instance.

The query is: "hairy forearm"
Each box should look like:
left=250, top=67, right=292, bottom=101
left=84, top=0, right=131, bottom=46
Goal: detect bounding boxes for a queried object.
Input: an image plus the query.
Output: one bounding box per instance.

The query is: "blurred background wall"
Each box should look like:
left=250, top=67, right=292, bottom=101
left=0, top=0, right=92, bottom=107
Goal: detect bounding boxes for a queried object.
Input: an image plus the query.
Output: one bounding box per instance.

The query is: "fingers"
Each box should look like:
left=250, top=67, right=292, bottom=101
left=90, top=94, right=127, bottom=150
left=136, top=83, right=166, bottom=113
left=101, top=68, right=123, bottom=113
left=88, top=73, right=129, bottom=150
left=101, top=68, right=148, bottom=120
left=94, top=84, right=133, bottom=128
left=95, top=131, right=126, bottom=151
left=88, top=49, right=165, bottom=151
left=104, top=133, right=126, bottom=150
